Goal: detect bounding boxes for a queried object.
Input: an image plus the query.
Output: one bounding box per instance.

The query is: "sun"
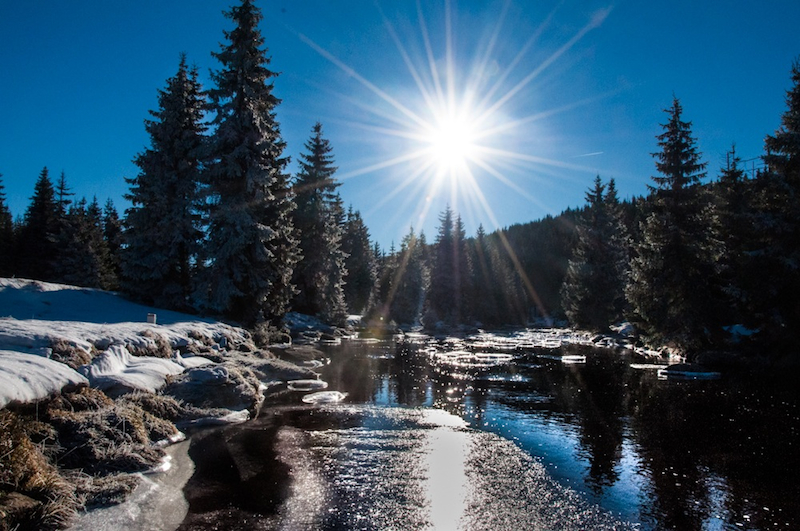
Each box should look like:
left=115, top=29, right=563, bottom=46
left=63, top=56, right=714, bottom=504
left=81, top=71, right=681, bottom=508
left=424, top=112, right=479, bottom=173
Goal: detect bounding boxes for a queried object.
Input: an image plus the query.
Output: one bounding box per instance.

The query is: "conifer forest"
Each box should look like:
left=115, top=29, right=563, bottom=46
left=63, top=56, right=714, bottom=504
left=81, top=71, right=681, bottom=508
left=1, top=0, right=799, bottom=364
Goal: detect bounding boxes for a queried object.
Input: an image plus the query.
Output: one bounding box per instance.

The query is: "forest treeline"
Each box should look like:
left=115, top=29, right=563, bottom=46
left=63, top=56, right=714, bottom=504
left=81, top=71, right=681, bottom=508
left=1, top=0, right=798, bottom=360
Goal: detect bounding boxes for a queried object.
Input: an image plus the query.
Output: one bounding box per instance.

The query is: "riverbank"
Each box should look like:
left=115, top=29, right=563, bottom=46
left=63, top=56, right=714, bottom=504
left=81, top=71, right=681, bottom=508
left=0, top=278, right=322, bottom=530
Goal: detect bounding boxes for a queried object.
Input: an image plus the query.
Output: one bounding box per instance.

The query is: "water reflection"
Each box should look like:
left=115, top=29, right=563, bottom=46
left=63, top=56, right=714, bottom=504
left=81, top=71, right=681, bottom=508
left=179, top=336, right=800, bottom=530
left=315, top=338, right=800, bottom=530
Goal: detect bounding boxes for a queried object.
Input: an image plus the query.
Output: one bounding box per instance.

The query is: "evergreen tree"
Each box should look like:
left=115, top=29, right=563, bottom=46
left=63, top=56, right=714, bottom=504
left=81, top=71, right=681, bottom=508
left=342, top=206, right=377, bottom=314
left=561, top=176, right=628, bottom=332
left=123, top=54, right=206, bottom=309
left=752, top=58, right=800, bottom=341
left=202, top=0, right=299, bottom=325
left=427, top=206, right=456, bottom=324
left=427, top=206, right=472, bottom=325
left=388, top=228, right=428, bottom=326
left=17, top=167, right=59, bottom=281
left=0, top=175, right=14, bottom=276
left=103, top=199, right=122, bottom=290
left=53, top=197, right=114, bottom=289
left=86, top=197, right=115, bottom=289
left=468, top=224, right=501, bottom=325
left=626, top=98, right=717, bottom=353
left=713, top=146, right=750, bottom=326
left=369, top=241, right=396, bottom=325
left=54, top=171, right=74, bottom=217
left=291, top=122, right=347, bottom=325
left=604, top=179, right=630, bottom=320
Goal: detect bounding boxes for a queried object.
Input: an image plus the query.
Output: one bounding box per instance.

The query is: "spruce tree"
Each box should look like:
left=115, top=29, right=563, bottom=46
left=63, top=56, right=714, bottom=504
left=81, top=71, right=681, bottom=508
left=0, top=175, right=14, bottom=276
left=713, top=146, right=750, bottom=327
left=468, top=224, right=500, bottom=325
left=103, top=199, right=122, bottom=290
left=342, top=207, right=377, bottom=314
left=626, top=98, right=717, bottom=353
left=388, top=228, right=428, bottom=326
left=292, top=122, right=348, bottom=324
left=86, top=198, right=115, bottom=289
left=427, top=207, right=472, bottom=325
left=202, top=0, right=299, bottom=325
left=54, top=171, right=74, bottom=217
left=53, top=197, right=114, bottom=289
left=753, top=58, right=800, bottom=340
left=427, top=206, right=456, bottom=324
left=123, top=54, right=205, bottom=309
left=369, top=241, right=396, bottom=325
left=52, top=197, right=90, bottom=287
left=562, top=176, right=628, bottom=332
left=17, top=167, right=59, bottom=281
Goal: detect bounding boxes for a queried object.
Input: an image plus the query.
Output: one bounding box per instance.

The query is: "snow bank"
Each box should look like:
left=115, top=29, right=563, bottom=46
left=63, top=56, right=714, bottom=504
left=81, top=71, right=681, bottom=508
left=0, top=278, right=210, bottom=325
left=0, top=278, right=250, bottom=363
left=0, top=350, right=88, bottom=408
left=79, top=345, right=211, bottom=395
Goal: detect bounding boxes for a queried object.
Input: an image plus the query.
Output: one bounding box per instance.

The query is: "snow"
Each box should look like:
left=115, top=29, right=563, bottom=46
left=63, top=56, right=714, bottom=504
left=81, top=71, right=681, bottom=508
left=0, top=350, right=88, bottom=408
left=0, top=278, right=213, bottom=325
left=79, top=345, right=203, bottom=395
left=0, top=278, right=238, bottom=408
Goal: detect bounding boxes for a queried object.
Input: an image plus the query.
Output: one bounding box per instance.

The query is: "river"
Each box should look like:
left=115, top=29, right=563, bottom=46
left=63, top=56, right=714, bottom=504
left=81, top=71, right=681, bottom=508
left=176, top=334, right=800, bottom=530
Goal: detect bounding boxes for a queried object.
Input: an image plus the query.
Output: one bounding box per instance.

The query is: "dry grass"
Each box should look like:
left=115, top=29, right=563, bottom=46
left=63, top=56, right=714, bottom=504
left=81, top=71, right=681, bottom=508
left=129, top=329, right=173, bottom=358
left=0, top=410, right=79, bottom=530
left=49, top=338, right=94, bottom=369
left=46, top=401, right=166, bottom=474
left=44, top=387, right=113, bottom=414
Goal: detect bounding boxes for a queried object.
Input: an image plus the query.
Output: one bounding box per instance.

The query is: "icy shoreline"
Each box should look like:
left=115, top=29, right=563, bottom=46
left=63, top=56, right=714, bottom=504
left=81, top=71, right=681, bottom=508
left=0, top=278, right=319, bottom=530
left=67, top=439, right=195, bottom=531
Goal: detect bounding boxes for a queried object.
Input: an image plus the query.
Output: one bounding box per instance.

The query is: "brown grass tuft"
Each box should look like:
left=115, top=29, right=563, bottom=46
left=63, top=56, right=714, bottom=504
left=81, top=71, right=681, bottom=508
left=0, top=410, right=79, bottom=530
left=130, top=329, right=173, bottom=358
left=48, top=338, right=94, bottom=369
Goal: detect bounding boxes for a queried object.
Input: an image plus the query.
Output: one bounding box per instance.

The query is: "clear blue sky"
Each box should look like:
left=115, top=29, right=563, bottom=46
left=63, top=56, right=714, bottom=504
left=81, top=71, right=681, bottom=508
left=1, top=1, right=798, bottom=248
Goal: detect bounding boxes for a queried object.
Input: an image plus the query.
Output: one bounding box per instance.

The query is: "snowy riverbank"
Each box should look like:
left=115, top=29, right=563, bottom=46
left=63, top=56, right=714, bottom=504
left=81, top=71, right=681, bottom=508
left=0, top=278, right=319, bottom=529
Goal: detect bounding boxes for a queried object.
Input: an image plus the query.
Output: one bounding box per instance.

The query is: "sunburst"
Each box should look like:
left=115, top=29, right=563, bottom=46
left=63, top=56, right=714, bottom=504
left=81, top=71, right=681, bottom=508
left=293, top=1, right=612, bottom=313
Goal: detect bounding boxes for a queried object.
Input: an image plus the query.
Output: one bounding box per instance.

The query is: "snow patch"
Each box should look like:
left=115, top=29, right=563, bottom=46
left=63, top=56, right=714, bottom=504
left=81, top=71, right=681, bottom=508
left=79, top=345, right=201, bottom=395
left=0, top=350, right=89, bottom=408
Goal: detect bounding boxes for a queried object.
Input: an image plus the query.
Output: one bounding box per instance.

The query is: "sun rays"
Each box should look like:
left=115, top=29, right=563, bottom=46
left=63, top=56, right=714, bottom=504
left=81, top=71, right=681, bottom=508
left=289, top=1, right=613, bottom=318
left=296, top=2, right=610, bottom=234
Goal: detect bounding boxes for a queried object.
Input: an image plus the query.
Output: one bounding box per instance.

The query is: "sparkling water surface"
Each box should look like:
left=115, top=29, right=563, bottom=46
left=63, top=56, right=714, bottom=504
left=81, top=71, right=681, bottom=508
left=178, top=336, right=800, bottom=530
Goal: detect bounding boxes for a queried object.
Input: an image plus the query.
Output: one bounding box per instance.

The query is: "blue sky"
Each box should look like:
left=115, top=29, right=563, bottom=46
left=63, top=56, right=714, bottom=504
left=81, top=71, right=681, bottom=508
left=1, top=1, right=799, bottom=248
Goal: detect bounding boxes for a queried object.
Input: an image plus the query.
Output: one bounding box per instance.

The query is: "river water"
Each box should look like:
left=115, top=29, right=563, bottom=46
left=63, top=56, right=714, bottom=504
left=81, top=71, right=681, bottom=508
left=177, top=335, right=800, bottom=530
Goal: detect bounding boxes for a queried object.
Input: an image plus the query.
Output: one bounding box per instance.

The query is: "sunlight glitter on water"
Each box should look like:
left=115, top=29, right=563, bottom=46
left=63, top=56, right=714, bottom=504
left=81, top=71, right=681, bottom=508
left=425, top=427, right=470, bottom=529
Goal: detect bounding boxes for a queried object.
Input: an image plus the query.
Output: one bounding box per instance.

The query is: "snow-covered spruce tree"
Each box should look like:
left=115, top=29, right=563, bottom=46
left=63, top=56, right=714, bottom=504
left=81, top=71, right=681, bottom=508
left=123, top=54, right=206, bottom=309
left=0, top=175, right=14, bottom=276
left=201, top=0, right=299, bottom=325
left=561, top=176, right=628, bottom=332
left=16, top=167, right=59, bottom=281
left=291, top=122, right=348, bottom=325
left=342, top=206, right=377, bottom=315
left=626, top=98, right=718, bottom=353
left=749, top=58, right=800, bottom=341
